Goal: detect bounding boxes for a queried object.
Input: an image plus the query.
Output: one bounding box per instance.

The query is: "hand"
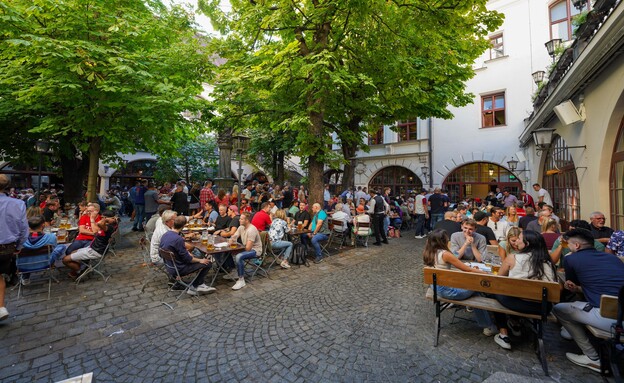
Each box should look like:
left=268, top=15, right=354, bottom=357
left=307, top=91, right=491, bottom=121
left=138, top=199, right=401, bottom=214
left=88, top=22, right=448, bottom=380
left=90, top=210, right=99, bottom=220
left=465, top=235, right=474, bottom=245
left=199, top=258, right=210, bottom=265
left=564, top=280, right=577, bottom=291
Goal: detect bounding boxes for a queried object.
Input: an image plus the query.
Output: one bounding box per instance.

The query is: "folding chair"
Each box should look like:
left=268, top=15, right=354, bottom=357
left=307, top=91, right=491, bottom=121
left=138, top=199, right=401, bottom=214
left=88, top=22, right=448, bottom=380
left=319, top=231, right=332, bottom=257
left=265, top=239, right=286, bottom=271
left=330, top=219, right=348, bottom=250
left=139, top=236, right=170, bottom=292
left=15, top=245, right=58, bottom=300
left=248, top=231, right=272, bottom=280
left=75, top=242, right=112, bottom=284
left=354, top=221, right=372, bottom=248
left=159, top=248, right=201, bottom=310
left=107, top=228, right=120, bottom=257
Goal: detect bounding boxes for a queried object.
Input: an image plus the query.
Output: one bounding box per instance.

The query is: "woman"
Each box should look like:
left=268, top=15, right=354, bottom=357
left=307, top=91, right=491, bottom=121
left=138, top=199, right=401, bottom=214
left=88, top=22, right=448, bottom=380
left=491, top=230, right=558, bottom=350
left=423, top=229, right=494, bottom=335
left=230, top=184, right=239, bottom=206
left=345, top=198, right=356, bottom=217
left=215, top=188, right=230, bottom=207
left=268, top=209, right=294, bottom=269
left=497, top=226, right=522, bottom=261
left=189, top=183, right=201, bottom=215
left=288, top=200, right=300, bottom=217
left=504, top=206, right=519, bottom=227
left=541, top=218, right=560, bottom=250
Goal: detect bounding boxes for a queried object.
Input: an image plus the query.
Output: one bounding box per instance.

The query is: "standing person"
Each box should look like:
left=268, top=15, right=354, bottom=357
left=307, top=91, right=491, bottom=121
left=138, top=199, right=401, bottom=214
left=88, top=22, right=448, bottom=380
left=323, top=184, right=331, bottom=211
left=272, top=185, right=283, bottom=209
left=228, top=211, right=264, bottom=291
left=553, top=229, right=624, bottom=373
left=129, top=181, right=138, bottom=220
left=368, top=189, right=389, bottom=246
left=170, top=182, right=189, bottom=216
left=199, top=180, right=215, bottom=211
left=214, top=188, right=230, bottom=208
left=281, top=185, right=293, bottom=210
left=131, top=180, right=147, bottom=232
left=0, top=175, right=29, bottom=320
left=520, top=190, right=535, bottom=210
left=188, top=183, right=201, bottom=215
left=143, top=182, right=160, bottom=220
left=428, top=188, right=449, bottom=228
left=501, top=189, right=518, bottom=208
left=532, top=183, right=553, bottom=206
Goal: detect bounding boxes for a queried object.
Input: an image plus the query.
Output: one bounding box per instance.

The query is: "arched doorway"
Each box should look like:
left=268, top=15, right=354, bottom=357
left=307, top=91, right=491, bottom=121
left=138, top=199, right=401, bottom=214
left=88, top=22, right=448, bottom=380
left=611, top=118, right=624, bottom=230
left=443, top=162, right=521, bottom=202
left=368, top=166, right=422, bottom=197
left=542, top=135, right=580, bottom=227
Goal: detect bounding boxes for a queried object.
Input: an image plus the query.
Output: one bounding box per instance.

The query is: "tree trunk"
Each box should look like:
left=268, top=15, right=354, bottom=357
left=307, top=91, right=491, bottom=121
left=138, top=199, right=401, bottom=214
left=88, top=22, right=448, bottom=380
left=307, top=110, right=325, bottom=207
left=276, top=151, right=285, bottom=185
left=60, top=151, right=89, bottom=203
left=341, top=146, right=356, bottom=191
left=86, top=137, right=102, bottom=202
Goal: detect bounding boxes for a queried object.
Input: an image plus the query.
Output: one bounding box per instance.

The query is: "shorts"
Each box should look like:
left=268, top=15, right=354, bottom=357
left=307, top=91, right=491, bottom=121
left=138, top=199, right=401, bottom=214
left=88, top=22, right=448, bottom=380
left=70, top=247, right=103, bottom=261
left=0, top=244, right=17, bottom=274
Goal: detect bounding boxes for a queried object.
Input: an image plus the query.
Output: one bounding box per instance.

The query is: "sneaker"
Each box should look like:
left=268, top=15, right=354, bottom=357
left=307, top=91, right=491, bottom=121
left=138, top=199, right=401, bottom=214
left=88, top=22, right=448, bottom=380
left=195, top=284, right=216, bottom=294
left=223, top=271, right=239, bottom=280
left=483, top=327, right=497, bottom=337
left=565, top=353, right=601, bottom=373
left=131, top=227, right=138, bottom=232
left=253, top=259, right=263, bottom=266
left=232, top=279, right=246, bottom=290
left=494, top=334, right=511, bottom=350
left=507, top=319, right=522, bottom=337
left=314, top=257, right=324, bottom=264
left=560, top=326, right=573, bottom=340
left=0, top=307, right=8, bottom=321
left=186, top=286, right=198, bottom=296
left=280, top=260, right=291, bottom=269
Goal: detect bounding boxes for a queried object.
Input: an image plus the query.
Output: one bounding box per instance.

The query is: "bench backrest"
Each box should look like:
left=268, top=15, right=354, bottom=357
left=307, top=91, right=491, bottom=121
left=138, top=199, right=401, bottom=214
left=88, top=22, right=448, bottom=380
left=423, top=267, right=561, bottom=303
left=600, top=295, right=618, bottom=319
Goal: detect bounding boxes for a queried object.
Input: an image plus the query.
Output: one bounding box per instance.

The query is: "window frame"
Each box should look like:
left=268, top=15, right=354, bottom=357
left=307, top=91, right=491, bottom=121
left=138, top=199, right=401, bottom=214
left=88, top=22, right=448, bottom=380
left=396, top=119, right=418, bottom=142
left=549, top=0, right=591, bottom=41
left=368, top=126, right=384, bottom=146
left=610, top=118, right=624, bottom=230
left=487, top=33, right=504, bottom=60
left=481, top=92, right=506, bottom=128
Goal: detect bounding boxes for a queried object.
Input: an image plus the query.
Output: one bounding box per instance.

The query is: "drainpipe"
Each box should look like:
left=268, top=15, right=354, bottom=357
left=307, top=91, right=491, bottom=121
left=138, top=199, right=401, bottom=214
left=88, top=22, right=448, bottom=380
left=428, top=117, right=433, bottom=188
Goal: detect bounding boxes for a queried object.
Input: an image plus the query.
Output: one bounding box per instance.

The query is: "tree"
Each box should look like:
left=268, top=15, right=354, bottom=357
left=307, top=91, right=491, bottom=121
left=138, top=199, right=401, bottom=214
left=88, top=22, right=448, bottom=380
left=153, top=135, right=218, bottom=185
left=200, top=0, right=502, bottom=206
left=0, top=0, right=213, bottom=202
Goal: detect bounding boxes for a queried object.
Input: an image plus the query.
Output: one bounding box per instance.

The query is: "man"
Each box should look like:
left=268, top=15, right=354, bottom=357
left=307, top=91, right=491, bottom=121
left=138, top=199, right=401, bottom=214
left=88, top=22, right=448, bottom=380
left=251, top=202, right=272, bottom=232
left=150, top=210, right=177, bottom=263
left=553, top=229, right=624, bottom=373
left=241, top=184, right=253, bottom=202
left=143, top=182, right=161, bottom=221
left=42, top=198, right=59, bottom=226
left=450, top=219, right=487, bottom=262
left=413, top=189, right=429, bottom=239
left=368, top=189, right=389, bottom=246
left=487, top=207, right=510, bottom=241
left=308, top=203, right=332, bottom=263
left=0, top=175, right=29, bottom=321
left=131, top=180, right=147, bottom=231
left=63, top=210, right=117, bottom=279
left=354, top=186, right=366, bottom=204
left=331, top=203, right=350, bottom=234
left=532, top=183, right=553, bottom=206
left=589, top=211, right=614, bottom=245
left=268, top=199, right=278, bottom=216
left=520, top=190, right=535, bottom=210
left=281, top=185, right=293, bottom=209
left=362, top=187, right=371, bottom=201
left=240, top=198, right=252, bottom=214
left=65, top=203, right=101, bottom=255
left=606, top=230, right=624, bottom=257
left=213, top=205, right=232, bottom=232
left=519, top=206, right=538, bottom=230
left=199, top=201, right=218, bottom=225
left=159, top=182, right=173, bottom=196
left=19, top=215, right=67, bottom=285
left=540, top=204, right=560, bottom=223
left=428, top=187, right=449, bottom=228
left=433, top=211, right=461, bottom=236
left=160, top=216, right=214, bottom=295
left=145, top=205, right=169, bottom=240
left=501, top=189, right=518, bottom=208
left=526, top=209, right=548, bottom=233
left=199, top=180, right=216, bottom=210
left=215, top=205, right=240, bottom=238
left=323, top=184, right=331, bottom=211
left=473, top=211, right=498, bottom=246
left=228, top=211, right=264, bottom=290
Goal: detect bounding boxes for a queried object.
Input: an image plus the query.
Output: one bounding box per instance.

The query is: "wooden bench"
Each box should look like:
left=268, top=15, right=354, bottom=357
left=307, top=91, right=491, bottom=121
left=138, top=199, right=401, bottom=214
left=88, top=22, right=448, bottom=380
left=423, top=267, right=561, bottom=376
left=585, top=294, right=623, bottom=380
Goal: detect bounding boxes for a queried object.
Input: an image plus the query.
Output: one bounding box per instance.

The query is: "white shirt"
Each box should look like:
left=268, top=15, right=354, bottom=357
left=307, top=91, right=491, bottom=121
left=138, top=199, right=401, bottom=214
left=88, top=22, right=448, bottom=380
left=414, top=195, right=427, bottom=215
left=487, top=218, right=510, bottom=242
left=331, top=211, right=349, bottom=232
left=537, top=188, right=553, bottom=206
left=150, top=219, right=170, bottom=263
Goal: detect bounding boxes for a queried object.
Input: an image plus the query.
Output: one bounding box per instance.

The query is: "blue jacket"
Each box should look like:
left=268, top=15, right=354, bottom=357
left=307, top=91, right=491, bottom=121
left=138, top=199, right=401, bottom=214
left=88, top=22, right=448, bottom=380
left=18, top=232, right=66, bottom=270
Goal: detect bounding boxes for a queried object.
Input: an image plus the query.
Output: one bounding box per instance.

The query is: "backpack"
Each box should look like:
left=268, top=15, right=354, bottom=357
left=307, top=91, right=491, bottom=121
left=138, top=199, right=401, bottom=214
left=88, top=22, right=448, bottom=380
left=290, top=243, right=309, bottom=267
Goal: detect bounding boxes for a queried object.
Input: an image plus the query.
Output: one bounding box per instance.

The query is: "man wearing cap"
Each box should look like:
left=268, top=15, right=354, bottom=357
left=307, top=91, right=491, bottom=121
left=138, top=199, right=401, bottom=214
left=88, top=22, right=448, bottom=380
left=413, top=189, right=428, bottom=239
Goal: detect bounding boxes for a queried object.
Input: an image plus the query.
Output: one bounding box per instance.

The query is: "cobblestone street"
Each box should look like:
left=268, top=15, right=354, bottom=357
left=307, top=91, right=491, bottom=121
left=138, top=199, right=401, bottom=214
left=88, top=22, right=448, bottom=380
left=0, top=224, right=602, bottom=382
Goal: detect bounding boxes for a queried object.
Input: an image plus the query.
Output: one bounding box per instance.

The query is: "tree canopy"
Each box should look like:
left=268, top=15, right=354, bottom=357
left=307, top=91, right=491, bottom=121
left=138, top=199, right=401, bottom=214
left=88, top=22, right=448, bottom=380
left=0, top=0, right=213, bottom=201
left=200, top=0, right=502, bottom=204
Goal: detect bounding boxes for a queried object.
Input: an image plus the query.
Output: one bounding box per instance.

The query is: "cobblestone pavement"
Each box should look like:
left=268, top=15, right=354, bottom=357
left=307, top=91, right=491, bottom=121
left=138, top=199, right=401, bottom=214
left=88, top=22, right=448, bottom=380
left=0, top=222, right=603, bottom=382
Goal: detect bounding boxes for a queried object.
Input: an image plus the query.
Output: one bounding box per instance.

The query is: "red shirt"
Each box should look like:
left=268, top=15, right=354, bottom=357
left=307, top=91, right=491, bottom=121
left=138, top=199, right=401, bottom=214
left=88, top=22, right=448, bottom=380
left=75, top=214, right=102, bottom=241
left=199, top=187, right=216, bottom=208
left=251, top=210, right=272, bottom=232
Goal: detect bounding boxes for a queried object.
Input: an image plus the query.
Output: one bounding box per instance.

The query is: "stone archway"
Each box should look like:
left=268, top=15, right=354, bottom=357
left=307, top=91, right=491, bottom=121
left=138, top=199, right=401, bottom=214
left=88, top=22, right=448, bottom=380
left=368, top=166, right=423, bottom=197
left=442, top=162, right=521, bottom=202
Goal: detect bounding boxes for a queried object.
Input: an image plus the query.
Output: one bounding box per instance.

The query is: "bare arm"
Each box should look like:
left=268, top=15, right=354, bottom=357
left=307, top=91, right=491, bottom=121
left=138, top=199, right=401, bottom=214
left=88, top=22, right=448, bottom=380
left=441, top=251, right=486, bottom=274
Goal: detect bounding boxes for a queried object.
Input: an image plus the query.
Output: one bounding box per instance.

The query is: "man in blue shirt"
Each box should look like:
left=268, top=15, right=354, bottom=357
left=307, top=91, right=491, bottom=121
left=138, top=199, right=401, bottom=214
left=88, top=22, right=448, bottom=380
left=307, top=203, right=331, bottom=263
left=0, top=175, right=29, bottom=321
left=132, top=180, right=147, bottom=232
left=553, top=228, right=624, bottom=373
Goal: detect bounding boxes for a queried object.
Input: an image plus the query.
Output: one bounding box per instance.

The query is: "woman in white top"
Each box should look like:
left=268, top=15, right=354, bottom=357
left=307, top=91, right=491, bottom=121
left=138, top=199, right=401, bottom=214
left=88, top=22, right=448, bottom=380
left=491, top=230, right=558, bottom=350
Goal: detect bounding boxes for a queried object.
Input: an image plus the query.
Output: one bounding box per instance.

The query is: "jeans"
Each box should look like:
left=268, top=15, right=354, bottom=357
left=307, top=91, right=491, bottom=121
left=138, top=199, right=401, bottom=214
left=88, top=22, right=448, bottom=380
left=311, top=233, right=329, bottom=259
left=171, top=262, right=210, bottom=287
left=133, top=204, right=145, bottom=229
left=372, top=214, right=387, bottom=244
left=271, top=240, right=293, bottom=259
left=414, top=214, right=427, bottom=236
left=235, top=250, right=257, bottom=277
left=492, top=294, right=551, bottom=331
left=383, top=215, right=390, bottom=235
left=431, top=213, right=444, bottom=228
left=434, top=285, right=493, bottom=328
left=553, top=301, right=613, bottom=360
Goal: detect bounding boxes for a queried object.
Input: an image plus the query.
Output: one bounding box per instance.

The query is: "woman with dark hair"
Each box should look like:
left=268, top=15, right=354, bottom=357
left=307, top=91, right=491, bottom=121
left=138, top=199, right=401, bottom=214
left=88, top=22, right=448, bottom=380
left=491, top=230, right=558, bottom=350
left=423, top=229, right=495, bottom=335
left=189, top=183, right=201, bottom=215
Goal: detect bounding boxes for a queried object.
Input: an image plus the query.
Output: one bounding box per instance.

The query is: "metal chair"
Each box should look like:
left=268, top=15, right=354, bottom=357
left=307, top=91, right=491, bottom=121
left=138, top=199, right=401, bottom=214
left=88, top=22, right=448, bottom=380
left=354, top=220, right=372, bottom=248
left=15, top=245, right=58, bottom=300
left=107, top=228, right=121, bottom=257
left=265, top=239, right=286, bottom=271
left=248, top=231, right=271, bottom=280
left=159, top=248, right=201, bottom=310
left=139, top=236, right=169, bottom=292
left=75, top=241, right=112, bottom=284
left=329, top=219, right=348, bottom=250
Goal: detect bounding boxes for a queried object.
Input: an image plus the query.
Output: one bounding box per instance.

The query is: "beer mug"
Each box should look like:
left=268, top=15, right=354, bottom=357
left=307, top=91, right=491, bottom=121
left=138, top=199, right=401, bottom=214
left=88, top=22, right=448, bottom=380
left=57, top=229, right=68, bottom=243
left=207, top=234, right=215, bottom=250
left=201, top=231, right=208, bottom=245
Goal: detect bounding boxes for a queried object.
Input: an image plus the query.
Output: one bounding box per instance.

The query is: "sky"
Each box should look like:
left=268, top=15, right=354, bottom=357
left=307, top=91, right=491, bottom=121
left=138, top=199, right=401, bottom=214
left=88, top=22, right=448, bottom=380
left=173, top=0, right=232, bottom=35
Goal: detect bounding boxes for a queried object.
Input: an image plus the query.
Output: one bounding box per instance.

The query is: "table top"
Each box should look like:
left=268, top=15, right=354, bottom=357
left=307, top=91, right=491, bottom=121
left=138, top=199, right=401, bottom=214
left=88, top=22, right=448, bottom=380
left=51, top=227, right=78, bottom=232
left=288, top=228, right=312, bottom=236
left=189, top=236, right=244, bottom=255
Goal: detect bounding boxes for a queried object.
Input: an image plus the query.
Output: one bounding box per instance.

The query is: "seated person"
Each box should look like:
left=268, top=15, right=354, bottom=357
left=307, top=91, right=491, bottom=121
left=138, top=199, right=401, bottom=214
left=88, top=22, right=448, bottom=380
left=239, top=198, right=253, bottom=214
left=449, top=219, right=486, bottom=262
left=606, top=230, right=624, bottom=258
left=268, top=209, right=293, bottom=269
left=62, top=210, right=117, bottom=279
left=550, top=220, right=605, bottom=267
left=227, top=212, right=264, bottom=291
left=553, top=229, right=624, bottom=373
left=213, top=205, right=231, bottom=231
left=433, top=211, right=461, bottom=236
left=251, top=202, right=272, bottom=232
left=159, top=216, right=214, bottom=295
left=497, top=226, right=522, bottom=261
left=145, top=205, right=169, bottom=240
left=389, top=204, right=403, bottom=230
left=331, top=203, right=350, bottom=234
left=473, top=211, right=498, bottom=246
left=214, top=206, right=240, bottom=238
left=65, top=203, right=101, bottom=255
left=294, top=202, right=311, bottom=229
left=352, top=205, right=372, bottom=244
left=196, top=202, right=218, bottom=225
left=42, top=198, right=60, bottom=226
left=307, top=203, right=331, bottom=264
left=18, top=215, right=67, bottom=284
left=541, top=218, right=560, bottom=250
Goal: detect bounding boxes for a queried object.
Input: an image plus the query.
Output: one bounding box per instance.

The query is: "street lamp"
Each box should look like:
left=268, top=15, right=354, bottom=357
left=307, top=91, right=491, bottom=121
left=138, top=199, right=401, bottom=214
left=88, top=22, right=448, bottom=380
left=232, top=134, right=250, bottom=208
left=572, top=0, right=588, bottom=11
left=35, top=140, right=51, bottom=200
left=532, top=70, right=545, bottom=85
left=545, top=39, right=562, bottom=62
left=420, top=165, right=429, bottom=184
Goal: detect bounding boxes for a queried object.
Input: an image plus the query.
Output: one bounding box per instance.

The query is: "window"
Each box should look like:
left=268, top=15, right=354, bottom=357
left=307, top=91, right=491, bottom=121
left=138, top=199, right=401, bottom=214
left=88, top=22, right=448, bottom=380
left=481, top=93, right=506, bottom=128
left=487, top=33, right=504, bottom=60
left=442, top=162, right=521, bottom=202
left=549, top=0, right=590, bottom=41
left=610, top=118, right=624, bottom=230
left=397, top=119, right=418, bottom=142
left=543, top=135, right=580, bottom=229
left=368, top=126, right=384, bottom=145
left=369, top=166, right=423, bottom=197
